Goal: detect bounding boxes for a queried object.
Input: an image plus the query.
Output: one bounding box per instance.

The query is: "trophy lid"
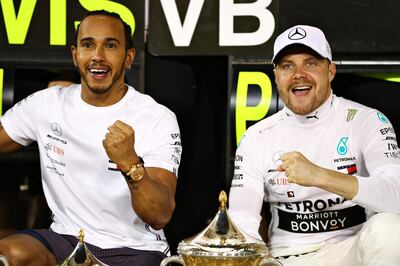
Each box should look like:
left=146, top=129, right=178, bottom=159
left=57, top=229, right=109, bottom=266
left=177, top=191, right=269, bottom=258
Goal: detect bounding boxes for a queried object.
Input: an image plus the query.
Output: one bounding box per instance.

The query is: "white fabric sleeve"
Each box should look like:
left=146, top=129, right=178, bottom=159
left=228, top=130, right=265, bottom=241
left=352, top=110, right=400, bottom=213
left=141, top=111, right=182, bottom=176
left=0, top=92, right=40, bottom=146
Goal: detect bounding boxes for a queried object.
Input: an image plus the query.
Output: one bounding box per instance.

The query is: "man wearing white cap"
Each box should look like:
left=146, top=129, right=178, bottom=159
left=229, top=25, right=400, bottom=266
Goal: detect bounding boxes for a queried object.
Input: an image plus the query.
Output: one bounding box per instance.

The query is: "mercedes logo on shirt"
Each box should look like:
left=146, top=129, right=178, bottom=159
left=288, top=27, right=307, bottom=40
left=51, top=122, right=63, bottom=137
left=272, top=150, right=285, bottom=165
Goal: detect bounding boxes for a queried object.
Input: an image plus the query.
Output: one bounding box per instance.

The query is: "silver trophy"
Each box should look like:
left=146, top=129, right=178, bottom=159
left=160, top=191, right=282, bottom=266
left=57, top=229, right=108, bottom=266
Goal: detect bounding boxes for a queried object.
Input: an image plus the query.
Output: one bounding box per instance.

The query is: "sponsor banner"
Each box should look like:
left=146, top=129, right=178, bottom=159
left=337, top=164, right=357, bottom=175
left=277, top=205, right=366, bottom=233
left=384, top=151, right=400, bottom=159
left=226, top=62, right=281, bottom=186
left=380, top=127, right=395, bottom=136
left=148, top=0, right=400, bottom=58
left=229, top=63, right=281, bottom=148
left=346, top=109, right=358, bottom=122
left=148, top=0, right=278, bottom=56
left=0, top=0, right=144, bottom=63
left=336, top=137, right=349, bottom=155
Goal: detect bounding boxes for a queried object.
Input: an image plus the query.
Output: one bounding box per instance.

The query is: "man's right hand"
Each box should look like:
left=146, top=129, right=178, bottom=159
left=277, top=151, right=358, bottom=200
left=277, top=151, right=322, bottom=187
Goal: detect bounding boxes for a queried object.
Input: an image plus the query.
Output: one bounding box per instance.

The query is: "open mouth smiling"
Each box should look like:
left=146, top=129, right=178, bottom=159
left=89, top=67, right=110, bottom=79
left=292, top=85, right=312, bottom=96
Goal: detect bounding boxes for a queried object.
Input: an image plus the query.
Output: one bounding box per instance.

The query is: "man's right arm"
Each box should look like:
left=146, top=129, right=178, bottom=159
left=228, top=130, right=265, bottom=240
left=0, top=123, right=24, bottom=155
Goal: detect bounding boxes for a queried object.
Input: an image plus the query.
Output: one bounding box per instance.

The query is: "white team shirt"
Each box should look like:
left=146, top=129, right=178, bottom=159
left=1, top=84, right=182, bottom=253
left=229, top=92, right=400, bottom=251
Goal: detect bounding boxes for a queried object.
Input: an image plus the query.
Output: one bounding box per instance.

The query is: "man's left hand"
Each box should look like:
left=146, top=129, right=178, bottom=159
left=102, top=120, right=139, bottom=172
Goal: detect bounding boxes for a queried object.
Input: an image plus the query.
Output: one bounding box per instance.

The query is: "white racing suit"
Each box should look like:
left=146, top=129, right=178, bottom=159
left=229, top=93, right=400, bottom=266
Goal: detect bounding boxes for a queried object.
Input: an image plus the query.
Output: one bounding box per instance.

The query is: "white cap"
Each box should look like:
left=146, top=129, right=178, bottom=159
left=272, top=25, right=332, bottom=64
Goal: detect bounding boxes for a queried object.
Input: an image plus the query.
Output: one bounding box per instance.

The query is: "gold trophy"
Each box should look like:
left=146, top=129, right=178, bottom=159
left=57, top=229, right=108, bottom=266
left=160, top=191, right=282, bottom=266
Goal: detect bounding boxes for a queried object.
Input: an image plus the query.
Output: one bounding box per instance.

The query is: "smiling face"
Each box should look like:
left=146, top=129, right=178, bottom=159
left=273, top=46, right=336, bottom=115
left=71, top=15, right=135, bottom=105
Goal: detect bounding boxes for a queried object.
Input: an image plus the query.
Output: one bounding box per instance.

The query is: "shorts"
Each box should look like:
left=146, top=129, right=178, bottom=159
left=16, top=229, right=167, bottom=266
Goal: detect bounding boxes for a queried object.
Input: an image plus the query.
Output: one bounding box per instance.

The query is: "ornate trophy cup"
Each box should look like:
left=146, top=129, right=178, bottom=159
left=160, top=191, right=282, bottom=266
left=57, top=229, right=108, bottom=266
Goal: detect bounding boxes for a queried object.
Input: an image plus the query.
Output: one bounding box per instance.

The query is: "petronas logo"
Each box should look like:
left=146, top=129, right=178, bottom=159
left=346, top=109, right=358, bottom=122
left=337, top=137, right=349, bottom=155
left=377, top=112, right=389, bottom=123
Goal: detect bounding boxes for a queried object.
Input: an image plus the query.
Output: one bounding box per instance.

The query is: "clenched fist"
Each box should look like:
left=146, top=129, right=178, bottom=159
left=103, top=120, right=139, bottom=172
left=277, top=151, right=323, bottom=187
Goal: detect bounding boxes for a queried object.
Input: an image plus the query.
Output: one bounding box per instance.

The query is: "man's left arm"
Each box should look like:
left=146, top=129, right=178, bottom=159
left=103, top=118, right=181, bottom=230
left=124, top=164, right=177, bottom=231
left=279, top=111, right=400, bottom=213
left=350, top=110, right=400, bottom=213
left=278, top=151, right=359, bottom=200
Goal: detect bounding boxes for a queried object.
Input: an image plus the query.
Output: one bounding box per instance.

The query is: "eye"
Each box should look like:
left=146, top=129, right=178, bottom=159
left=105, top=42, right=117, bottom=48
left=81, top=42, right=93, bottom=48
left=279, top=63, right=293, bottom=70
left=305, top=61, right=318, bottom=68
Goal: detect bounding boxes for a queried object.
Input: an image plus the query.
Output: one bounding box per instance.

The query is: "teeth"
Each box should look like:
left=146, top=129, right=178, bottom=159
left=293, top=86, right=310, bottom=91
left=90, top=69, right=107, bottom=73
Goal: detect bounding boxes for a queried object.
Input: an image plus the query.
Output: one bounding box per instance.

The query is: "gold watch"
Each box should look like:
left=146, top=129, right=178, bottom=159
left=123, top=157, right=145, bottom=182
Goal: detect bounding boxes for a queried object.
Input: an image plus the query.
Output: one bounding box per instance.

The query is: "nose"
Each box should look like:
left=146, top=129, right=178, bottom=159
left=293, top=65, right=306, bottom=79
left=92, top=46, right=105, bottom=62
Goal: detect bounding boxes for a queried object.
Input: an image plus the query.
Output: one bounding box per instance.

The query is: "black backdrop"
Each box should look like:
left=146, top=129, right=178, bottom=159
left=1, top=0, right=400, bottom=256
left=144, top=53, right=228, bottom=253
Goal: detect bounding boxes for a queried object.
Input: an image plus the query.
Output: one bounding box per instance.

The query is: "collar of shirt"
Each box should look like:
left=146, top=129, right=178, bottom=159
left=282, top=90, right=335, bottom=125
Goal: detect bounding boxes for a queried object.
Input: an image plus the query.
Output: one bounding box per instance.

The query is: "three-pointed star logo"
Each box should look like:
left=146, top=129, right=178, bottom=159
left=288, top=27, right=307, bottom=40
left=51, top=122, right=63, bottom=137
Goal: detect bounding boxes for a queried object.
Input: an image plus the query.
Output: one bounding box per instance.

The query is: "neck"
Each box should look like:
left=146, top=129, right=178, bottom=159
left=81, top=82, right=128, bottom=107
left=284, top=91, right=334, bottom=125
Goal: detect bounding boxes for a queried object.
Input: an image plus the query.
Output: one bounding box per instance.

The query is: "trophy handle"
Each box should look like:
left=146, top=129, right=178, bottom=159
left=160, top=255, right=185, bottom=266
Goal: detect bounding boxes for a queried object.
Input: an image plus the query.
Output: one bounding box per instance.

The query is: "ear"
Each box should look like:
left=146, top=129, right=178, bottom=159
left=273, top=68, right=278, bottom=84
left=328, top=62, right=336, bottom=83
left=71, top=45, right=77, bottom=67
left=125, top=48, right=136, bottom=69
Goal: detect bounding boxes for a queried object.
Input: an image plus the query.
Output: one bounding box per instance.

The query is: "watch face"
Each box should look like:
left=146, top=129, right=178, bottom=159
left=131, top=166, right=145, bottom=181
